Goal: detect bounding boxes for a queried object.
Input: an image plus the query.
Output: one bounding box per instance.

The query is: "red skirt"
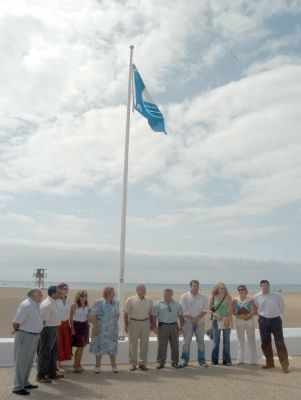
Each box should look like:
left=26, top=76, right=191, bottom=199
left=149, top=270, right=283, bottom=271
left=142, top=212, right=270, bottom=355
left=57, top=320, right=73, bottom=361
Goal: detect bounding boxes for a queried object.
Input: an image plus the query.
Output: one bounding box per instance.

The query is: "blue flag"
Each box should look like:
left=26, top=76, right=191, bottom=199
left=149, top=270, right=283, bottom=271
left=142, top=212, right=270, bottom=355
left=132, top=64, right=167, bottom=134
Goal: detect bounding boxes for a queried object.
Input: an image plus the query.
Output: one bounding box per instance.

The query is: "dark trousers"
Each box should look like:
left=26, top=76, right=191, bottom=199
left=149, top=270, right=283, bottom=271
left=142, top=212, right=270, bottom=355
left=258, top=316, right=289, bottom=369
left=37, top=326, right=59, bottom=378
left=157, top=323, right=179, bottom=365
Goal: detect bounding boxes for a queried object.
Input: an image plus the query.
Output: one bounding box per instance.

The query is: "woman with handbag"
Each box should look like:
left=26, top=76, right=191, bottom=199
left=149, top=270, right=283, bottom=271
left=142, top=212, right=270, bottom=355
left=233, top=284, right=257, bottom=365
left=209, top=283, right=233, bottom=366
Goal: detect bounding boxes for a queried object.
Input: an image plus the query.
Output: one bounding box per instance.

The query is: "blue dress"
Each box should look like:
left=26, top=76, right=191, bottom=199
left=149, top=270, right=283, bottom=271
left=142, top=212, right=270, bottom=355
left=89, top=298, right=119, bottom=355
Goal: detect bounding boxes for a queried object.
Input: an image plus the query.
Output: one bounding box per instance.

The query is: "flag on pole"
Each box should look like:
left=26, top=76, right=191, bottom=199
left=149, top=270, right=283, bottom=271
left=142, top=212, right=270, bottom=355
left=132, top=64, right=167, bottom=134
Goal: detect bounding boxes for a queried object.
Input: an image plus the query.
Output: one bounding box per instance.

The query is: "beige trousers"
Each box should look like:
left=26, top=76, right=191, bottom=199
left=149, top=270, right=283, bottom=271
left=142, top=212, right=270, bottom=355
left=128, top=320, right=150, bottom=366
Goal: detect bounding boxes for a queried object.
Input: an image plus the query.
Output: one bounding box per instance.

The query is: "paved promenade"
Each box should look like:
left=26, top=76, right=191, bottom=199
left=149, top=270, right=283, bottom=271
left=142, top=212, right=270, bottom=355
left=1, top=358, right=301, bottom=400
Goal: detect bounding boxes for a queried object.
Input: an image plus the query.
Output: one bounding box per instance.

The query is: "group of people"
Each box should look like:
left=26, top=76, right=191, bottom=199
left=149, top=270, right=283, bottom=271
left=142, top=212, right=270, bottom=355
left=11, top=279, right=289, bottom=396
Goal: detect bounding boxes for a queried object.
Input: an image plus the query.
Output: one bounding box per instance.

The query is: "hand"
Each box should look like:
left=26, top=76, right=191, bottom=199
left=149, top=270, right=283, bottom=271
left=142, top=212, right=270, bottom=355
left=71, top=328, right=75, bottom=336
left=92, top=327, right=99, bottom=337
left=11, top=329, right=16, bottom=334
left=125, top=326, right=128, bottom=334
left=179, top=327, right=183, bottom=335
left=153, top=326, right=158, bottom=335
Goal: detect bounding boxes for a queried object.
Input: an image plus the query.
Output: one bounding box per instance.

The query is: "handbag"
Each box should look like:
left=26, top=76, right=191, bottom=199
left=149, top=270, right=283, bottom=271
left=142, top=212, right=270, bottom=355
left=206, top=295, right=227, bottom=340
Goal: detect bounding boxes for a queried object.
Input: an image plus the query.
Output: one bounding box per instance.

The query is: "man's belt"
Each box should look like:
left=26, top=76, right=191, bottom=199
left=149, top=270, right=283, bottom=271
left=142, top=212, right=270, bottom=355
left=159, top=322, right=178, bottom=326
left=130, top=317, right=149, bottom=321
left=19, top=330, right=40, bottom=335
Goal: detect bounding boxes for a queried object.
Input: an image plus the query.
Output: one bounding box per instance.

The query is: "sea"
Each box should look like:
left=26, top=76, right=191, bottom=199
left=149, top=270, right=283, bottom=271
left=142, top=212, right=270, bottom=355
left=0, top=280, right=301, bottom=294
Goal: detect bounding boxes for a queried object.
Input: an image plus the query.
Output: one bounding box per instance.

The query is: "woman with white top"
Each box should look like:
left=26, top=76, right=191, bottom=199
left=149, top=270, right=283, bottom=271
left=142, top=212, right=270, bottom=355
left=56, top=282, right=72, bottom=373
left=70, top=290, right=90, bottom=372
left=232, top=284, right=257, bottom=365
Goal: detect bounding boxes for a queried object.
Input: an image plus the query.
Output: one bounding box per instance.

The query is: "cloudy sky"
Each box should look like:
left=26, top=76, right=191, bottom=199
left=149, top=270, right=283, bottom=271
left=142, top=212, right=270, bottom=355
left=1, top=0, right=301, bottom=284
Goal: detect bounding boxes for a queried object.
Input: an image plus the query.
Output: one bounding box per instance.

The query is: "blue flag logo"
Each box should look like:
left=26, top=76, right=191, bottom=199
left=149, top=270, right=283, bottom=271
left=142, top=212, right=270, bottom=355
left=132, top=64, right=167, bottom=134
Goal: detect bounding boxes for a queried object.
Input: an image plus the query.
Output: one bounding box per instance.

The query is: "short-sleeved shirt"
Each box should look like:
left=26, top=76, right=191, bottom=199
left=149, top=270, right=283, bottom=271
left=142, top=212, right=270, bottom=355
left=40, top=296, right=61, bottom=327
left=124, top=295, right=153, bottom=320
left=152, top=300, right=182, bottom=323
left=13, top=298, right=43, bottom=333
left=180, top=292, right=208, bottom=321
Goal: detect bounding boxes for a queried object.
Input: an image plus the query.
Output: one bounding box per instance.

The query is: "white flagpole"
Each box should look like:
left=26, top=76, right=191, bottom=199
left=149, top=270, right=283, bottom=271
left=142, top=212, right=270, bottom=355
left=118, top=44, right=134, bottom=338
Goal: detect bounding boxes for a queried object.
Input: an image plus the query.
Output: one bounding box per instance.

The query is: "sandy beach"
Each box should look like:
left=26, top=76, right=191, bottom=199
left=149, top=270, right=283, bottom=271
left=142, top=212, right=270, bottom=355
left=1, top=286, right=301, bottom=337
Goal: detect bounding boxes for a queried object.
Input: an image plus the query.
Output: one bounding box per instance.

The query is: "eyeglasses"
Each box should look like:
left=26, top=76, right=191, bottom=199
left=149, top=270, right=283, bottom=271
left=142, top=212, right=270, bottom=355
left=238, top=288, right=245, bottom=291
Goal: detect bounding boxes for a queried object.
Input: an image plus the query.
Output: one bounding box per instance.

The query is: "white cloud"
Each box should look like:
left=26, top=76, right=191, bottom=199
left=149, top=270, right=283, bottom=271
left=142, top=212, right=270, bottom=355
left=0, top=0, right=301, bottom=281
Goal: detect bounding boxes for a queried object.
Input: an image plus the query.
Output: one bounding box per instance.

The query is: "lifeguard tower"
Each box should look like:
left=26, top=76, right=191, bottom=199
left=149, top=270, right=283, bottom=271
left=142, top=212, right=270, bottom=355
left=33, top=268, right=47, bottom=288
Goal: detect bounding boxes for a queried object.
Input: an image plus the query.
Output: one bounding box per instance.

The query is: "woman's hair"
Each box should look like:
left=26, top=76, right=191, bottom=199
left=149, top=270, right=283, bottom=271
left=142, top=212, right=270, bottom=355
left=103, top=286, right=115, bottom=299
left=211, top=282, right=230, bottom=298
left=74, top=290, right=88, bottom=307
left=57, top=282, right=69, bottom=290
left=237, top=284, right=248, bottom=294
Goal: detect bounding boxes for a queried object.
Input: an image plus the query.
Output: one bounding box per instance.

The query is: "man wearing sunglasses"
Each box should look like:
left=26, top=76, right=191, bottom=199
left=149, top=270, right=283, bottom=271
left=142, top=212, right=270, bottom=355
left=153, top=289, right=184, bottom=369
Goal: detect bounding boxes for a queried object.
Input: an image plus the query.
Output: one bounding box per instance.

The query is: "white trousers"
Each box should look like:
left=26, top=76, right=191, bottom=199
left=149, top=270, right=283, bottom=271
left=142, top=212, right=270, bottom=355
left=235, top=317, right=257, bottom=364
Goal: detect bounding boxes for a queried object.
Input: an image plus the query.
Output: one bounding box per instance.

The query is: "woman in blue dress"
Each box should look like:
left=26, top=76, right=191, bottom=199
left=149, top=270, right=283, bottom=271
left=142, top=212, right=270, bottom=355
left=90, top=286, right=119, bottom=373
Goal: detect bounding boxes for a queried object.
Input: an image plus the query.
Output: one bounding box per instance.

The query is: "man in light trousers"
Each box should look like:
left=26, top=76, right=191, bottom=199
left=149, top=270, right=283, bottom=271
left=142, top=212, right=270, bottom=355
left=179, top=280, right=209, bottom=368
left=12, top=288, right=43, bottom=396
left=124, top=284, right=154, bottom=371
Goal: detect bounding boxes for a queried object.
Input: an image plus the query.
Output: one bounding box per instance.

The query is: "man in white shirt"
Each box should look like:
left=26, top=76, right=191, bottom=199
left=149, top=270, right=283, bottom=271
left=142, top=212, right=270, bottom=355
left=178, top=280, right=209, bottom=368
left=37, top=286, right=64, bottom=383
left=254, top=280, right=289, bottom=373
left=12, top=288, right=43, bottom=396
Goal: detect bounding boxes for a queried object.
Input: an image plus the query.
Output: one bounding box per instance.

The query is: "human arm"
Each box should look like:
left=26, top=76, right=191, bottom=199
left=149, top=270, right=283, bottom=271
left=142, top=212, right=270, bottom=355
left=89, top=302, right=100, bottom=337
left=181, top=294, right=193, bottom=322
left=152, top=303, right=159, bottom=334
left=279, top=294, right=285, bottom=314
left=124, top=312, right=129, bottom=334
left=232, top=299, right=238, bottom=317
left=11, top=322, right=20, bottom=334
left=12, top=304, right=29, bottom=333
left=69, top=304, right=76, bottom=336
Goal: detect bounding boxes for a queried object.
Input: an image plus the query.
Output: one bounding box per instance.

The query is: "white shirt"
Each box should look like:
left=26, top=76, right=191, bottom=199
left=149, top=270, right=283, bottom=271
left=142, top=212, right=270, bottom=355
left=254, top=290, right=284, bottom=318
left=40, top=296, right=61, bottom=326
left=74, top=306, right=89, bottom=322
left=180, top=291, right=208, bottom=321
left=57, top=298, right=71, bottom=321
left=13, top=298, right=43, bottom=333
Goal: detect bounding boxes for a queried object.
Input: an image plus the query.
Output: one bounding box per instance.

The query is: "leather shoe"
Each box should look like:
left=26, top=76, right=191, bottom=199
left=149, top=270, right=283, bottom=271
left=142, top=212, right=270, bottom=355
left=139, top=365, right=149, bottom=371
left=25, top=384, right=38, bottom=389
left=156, top=364, right=164, bottom=369
left=49, top=373, right=64, bottom=379
left=36, top=376, right=52, bottom=383
left=12, top=389, right=30, bottom=395
left=129, top=365, right=136, bottom=371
